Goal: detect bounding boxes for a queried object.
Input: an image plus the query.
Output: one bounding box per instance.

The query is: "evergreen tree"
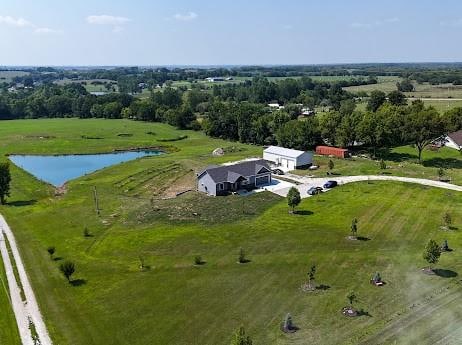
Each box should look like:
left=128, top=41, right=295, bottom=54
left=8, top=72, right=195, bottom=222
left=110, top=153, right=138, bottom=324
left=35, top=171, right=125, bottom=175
left=0, top=163, right=11, bottom=204
left=230, top=326, right=252, bottom=345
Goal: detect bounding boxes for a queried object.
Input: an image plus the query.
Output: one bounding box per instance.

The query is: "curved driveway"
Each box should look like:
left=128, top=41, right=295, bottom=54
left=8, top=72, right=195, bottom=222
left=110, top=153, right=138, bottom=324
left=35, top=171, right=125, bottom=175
left=272, top=174, right=462, bottom=198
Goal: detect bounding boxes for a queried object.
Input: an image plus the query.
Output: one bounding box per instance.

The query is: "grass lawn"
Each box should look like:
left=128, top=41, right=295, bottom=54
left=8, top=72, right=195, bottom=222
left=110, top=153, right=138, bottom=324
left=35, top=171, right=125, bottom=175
left=1, top=119, right=462, bottom=344
left=0, top=256, right=21, bottom=345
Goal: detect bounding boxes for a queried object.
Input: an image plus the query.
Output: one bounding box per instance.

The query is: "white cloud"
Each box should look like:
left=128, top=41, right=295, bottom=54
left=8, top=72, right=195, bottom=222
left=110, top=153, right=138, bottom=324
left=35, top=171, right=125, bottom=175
left=86, top=15, right=130, bottom=25
left=351, top=17, right=399, bottom=29
left=0, top=15, right=60, bottom=34
left=34, top=27, right=62, bottom=35
left=173, top=12, right=198, bottom=21
left=86, top=15, right=130, bottom=33
left=0, top=15, right=33, bottom=28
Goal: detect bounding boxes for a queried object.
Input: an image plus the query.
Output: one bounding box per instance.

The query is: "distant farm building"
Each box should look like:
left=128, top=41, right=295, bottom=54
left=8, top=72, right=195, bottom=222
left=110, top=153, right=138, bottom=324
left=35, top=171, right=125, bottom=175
left=444, top=130, right=462, bottom=150
left=267, top=101, right=284, bottom=110
left=197, top=159, right=272, bottom=196
left=205, top=77, right=225, bottom=82
left=263, top=146, right=313, bottom=170
left=316, top=146, right=350, bottom=158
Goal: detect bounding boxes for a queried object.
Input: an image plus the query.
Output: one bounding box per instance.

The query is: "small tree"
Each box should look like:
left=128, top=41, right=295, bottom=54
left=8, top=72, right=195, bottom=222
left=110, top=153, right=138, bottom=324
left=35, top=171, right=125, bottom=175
left=328, top=159, right=334, bottom=173
left=308, top=264, right=316, bottom=289
left=282, top=313, right=294, bottom=332
left=441, top=239, right=450, bottom=252
left=443, top=212, right=452, bottom=228
left=59, top=261, right=75, bottom=282
left=231, top=326, right=252, bottom=345
left=47, top=246, right=55, bottom=259
left=139, top=255, right=145, bottom=270
left=287, top=187, right=301, bottom=214
left=372, top=272, right=381, bottom=283
left=350, top=218, right=358, bottom=238
left=0, top=162, right=11, bottom=205
left=423, top=239, right=441, bottom=271
left=238, top=248, right=247, bottom=263
left=379, top=159, right=386, bottom=170
left=194, top=255, right=203, bottom=265
left=83, top=227, right=91, bottom=237
left=437, top=167, right=445, bottom=180
left=347, top=291, right=357, bottom=306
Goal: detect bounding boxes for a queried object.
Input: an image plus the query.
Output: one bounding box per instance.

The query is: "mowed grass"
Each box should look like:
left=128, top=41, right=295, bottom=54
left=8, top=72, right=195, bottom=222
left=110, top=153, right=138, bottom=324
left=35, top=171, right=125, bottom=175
left=0, top=119, right=462, bottom=344
left=0, top=255, right=21, bottom=345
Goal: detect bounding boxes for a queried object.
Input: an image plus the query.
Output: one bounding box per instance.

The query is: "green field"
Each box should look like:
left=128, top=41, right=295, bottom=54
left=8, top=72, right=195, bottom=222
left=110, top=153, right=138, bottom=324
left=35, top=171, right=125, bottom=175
left=1, top=119, right=462, bottom=344
left=0, top=71, right=30, bottom=83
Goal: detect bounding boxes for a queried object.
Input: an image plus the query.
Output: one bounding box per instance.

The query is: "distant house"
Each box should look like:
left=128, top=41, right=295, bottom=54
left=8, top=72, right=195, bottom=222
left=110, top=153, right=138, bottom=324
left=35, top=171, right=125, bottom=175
left=205, top=77, right=225, bottom=82
left=197, top=159, right=272, bottom=196
left=263, top=146, right=313, bottom=170
left=445, top=130, right=462, bottom=150
left=301, top=107, right=315, bottom=116
left=267, top=101, right=284, bottom=110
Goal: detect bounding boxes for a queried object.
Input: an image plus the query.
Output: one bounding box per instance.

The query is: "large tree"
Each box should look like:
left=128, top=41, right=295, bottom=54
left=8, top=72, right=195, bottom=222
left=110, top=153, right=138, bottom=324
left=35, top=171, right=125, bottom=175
left=403, top=102, right=445, bottom=163
left=366, top=90, right=386, bottom=112
left=0, top=162, right=11, bottom=204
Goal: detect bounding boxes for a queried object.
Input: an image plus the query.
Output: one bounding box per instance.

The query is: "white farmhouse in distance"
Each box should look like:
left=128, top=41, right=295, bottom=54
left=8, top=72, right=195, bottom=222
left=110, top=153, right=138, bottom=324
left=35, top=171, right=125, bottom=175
left=263, top=146, right=313, bottom=170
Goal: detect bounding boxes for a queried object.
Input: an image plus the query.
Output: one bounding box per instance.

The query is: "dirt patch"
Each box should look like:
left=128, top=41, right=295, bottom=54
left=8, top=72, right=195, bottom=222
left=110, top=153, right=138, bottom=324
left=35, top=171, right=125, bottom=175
left=160, top=171, right=196, bottom=199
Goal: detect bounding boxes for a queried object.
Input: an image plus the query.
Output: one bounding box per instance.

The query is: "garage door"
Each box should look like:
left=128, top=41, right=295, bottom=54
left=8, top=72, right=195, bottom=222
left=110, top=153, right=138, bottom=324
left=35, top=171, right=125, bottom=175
left=256, top=175, right=269, bottom=185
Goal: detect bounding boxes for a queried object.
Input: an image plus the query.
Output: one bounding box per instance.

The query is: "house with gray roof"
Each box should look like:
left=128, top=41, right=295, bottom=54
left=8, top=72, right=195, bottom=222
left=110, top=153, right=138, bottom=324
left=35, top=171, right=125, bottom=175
left=445, top=130, right=462, bottom=150
left=197, top=159, right=272, bottom=196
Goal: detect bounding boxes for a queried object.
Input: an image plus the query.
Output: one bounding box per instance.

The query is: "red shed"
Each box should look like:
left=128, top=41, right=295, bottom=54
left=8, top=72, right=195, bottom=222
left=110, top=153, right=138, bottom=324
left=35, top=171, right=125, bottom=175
left=315, top=146, right=349, bottom=158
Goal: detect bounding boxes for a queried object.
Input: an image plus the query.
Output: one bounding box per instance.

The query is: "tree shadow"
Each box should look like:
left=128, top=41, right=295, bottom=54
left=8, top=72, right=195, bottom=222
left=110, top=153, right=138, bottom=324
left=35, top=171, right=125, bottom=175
left=356, top=236, right=371, bottom=241
left=357, top=309, right=372, bottom=317
left=381, top=151, right=417, bottom=163
left=70, top=279, right=87, bottom=287
left=238, top=259, right=251, bottom=264
left=423, top=158, right=462, bottom=169
left=316, top=284, right=331, bottom=291
left=295, top=210, right=314, bottom=216
left=7, top=200, right=37, bottom=207
left=433, top=269, right=458, bottom=278
left=53, top=257, right=63, bottom=261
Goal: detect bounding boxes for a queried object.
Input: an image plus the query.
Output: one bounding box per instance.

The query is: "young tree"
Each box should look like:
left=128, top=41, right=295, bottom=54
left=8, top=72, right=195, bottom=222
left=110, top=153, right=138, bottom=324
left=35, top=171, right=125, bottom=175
left=350, top=218, right=358, bottom=238
left=231, top=326, right=252, bottom=345
left=437, top=167, right=445, bottom=180
left=238, top=248, right=247, bottom=264
left=379, top=159, right=387, bottom=170
left=347, top=291, right=357, bottom=306
left=287, top=187, right=301, bottom=214
left=443, top=212, right=452, bottom=228
left=47, top=246, right=55, bottom=259
left=308, top=264, right=316, bottom=289
left=282, top=313, right=294, bottom=332
left=0, top=162, right=11, bottom=205
left=83, top=227, right=91, bottom=237
left=328, top=159, right=334, bottom=173
left=59, top=261, right=75, bottom=282
left=441, top=239, right=450, bottom=252
left=423, top=239, right=441, bottom=271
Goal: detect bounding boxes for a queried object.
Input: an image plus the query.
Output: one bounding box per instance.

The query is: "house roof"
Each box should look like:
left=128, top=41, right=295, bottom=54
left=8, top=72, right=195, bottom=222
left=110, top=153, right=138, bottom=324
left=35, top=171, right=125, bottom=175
left=199, top=159, right=271, bottom=184
left=264, top=146, right=307, bottom=159
left=448, top=130, right=462, bottom=146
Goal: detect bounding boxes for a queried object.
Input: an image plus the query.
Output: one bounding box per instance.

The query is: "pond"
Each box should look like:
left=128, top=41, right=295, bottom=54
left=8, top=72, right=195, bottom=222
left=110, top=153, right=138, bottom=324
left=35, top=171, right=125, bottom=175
left=9, top=150, right=164, bottom=187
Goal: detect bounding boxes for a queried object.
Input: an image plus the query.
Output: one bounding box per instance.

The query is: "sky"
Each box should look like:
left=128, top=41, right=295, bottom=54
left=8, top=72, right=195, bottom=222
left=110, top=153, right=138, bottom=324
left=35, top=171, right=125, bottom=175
left=2, top=0, right=462, bottom=66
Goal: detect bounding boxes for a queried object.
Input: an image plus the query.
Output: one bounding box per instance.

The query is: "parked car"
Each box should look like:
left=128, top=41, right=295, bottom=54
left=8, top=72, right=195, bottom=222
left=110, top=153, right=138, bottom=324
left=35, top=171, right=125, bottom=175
left=307, top=186, right=323, bottom=195
left=272, top=168, right=284, bottom=175
left=323, top=180, right=338, bottom=189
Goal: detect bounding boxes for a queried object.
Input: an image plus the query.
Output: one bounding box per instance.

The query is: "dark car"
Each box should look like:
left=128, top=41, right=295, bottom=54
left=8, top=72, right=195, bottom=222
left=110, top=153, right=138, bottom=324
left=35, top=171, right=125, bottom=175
left=307, top=186, right=323, bottom=195
left=323, top=180, right=338, bottom=189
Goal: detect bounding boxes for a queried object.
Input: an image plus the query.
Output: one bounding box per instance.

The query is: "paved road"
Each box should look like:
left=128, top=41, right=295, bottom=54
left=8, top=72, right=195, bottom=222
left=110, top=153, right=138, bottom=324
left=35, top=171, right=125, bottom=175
left=0, top=215, right=52, bottom=345
left=273, top=174, right=462, bottom=198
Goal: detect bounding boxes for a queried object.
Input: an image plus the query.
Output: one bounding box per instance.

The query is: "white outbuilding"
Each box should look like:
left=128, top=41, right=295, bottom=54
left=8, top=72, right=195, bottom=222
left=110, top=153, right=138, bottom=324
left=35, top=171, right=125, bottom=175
left=263, top=146, right=313, bottom=170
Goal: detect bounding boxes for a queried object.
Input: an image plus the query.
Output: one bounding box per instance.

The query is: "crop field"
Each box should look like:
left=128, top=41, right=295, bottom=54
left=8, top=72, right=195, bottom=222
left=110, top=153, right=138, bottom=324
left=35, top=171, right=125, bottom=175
left=1, top=119, right=462, bottom=344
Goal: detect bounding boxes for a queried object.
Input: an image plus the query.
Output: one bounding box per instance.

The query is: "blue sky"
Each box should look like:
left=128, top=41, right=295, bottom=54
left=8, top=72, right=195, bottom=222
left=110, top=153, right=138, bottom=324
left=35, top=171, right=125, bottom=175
left=2, top=0, right=462, bottom=65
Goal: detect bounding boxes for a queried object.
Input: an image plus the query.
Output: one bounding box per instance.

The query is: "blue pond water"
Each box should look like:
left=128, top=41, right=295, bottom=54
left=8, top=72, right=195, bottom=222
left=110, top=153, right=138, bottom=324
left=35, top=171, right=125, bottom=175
left=9, top=150, right=163, bottom=187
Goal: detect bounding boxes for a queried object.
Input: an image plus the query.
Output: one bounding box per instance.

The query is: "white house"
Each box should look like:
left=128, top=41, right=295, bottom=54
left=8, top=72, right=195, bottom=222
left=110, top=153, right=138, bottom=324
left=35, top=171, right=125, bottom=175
left=263, top=146, right=313, bottom=170
left=445, top=130, right=462, bottom=150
